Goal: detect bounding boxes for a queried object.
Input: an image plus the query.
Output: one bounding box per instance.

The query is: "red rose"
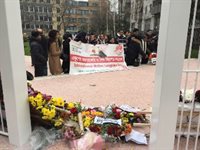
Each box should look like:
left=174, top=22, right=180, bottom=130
left=114, top=112, right=121, bottom=119
left=89, top=125, right=101, bottom=133
left=70, top=108, right=78, bottom=114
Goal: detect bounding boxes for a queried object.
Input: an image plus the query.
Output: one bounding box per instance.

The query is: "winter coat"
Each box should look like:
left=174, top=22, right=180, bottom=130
left=48, top=41, right=63, bottom=75
left=30, top=41, right=47, bottom=66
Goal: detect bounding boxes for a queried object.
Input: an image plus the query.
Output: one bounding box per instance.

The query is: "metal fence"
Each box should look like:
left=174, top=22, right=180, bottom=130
left=175, top=0, right=200, bottom=149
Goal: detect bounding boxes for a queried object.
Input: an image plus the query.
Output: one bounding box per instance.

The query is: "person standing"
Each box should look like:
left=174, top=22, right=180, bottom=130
left=117, top=30, right=127, bottom=53
left=126, top=29, right=147, bottom=66
left=36, top=28, right=48, bottom=76
left=62, top=32, right=72, bottom=74
left=48, top=30, right=63, bottom=75
left=30, top=31, right=48, bottom=77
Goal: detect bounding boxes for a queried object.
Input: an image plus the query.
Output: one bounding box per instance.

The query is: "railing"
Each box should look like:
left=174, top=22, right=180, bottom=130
left=175, top=0, right=200, bottom=149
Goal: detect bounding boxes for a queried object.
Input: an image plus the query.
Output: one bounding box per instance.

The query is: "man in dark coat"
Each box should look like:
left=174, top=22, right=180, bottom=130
left=62, top=32, right=72, bottom=73
left=30, top=31, right=48, bottom=77
left=126, top=29, right=147, bottom=66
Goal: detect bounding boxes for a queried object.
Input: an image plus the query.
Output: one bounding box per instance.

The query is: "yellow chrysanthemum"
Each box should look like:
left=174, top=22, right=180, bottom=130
left=31, top=101, right=36, bottom=107
left=67, top=102, right=75, bottom=109
left=28, top=96, right=34, bottom=102
left=36, top=106, right=43, bottom=110
left=83, top=120, right=91, bottom=127
left=122, top=117, right=129, bottom=123
left=128, top=113, right=134, bottom=117
left=35, top=93, right=43, bottom=101
left=85, top=116, right=92, bottom=121
left=54, top=118, right=64, bottom=127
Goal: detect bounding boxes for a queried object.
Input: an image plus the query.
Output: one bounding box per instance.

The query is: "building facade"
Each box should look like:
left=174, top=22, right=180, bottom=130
left=62, top=0, right=109, bottom=34
left=20, top=0, right=53, bottom=34
left=119, top=0, right=161, bottom=32
left=141, top=0, right=154, bottom=31
left=151, top=0, right=161, bottom=30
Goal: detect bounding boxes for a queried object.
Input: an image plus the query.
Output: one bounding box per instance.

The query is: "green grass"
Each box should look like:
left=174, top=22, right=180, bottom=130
left=24, top=41, right=30, bottom=56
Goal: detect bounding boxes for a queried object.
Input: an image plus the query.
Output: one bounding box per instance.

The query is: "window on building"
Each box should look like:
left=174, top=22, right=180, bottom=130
left=22, top=24, right=25, bottom=29
left=35, top=15, right=39, bottom=21
left=25, top=24, right=30, bottom=29
left=150, top=4, right=152, bottom=12
left=31, top=24, right=35, bottom=29
left=80, top=10, right=89, bottom=15
left=57, top=8, right=60, bottom=13
left=44, top=16, right=48, bottom=21
left=35, top=6, right=38, bottom=12
left=79, top=2, right=88, bottom=7
left=47, top=0, right=50, bottom=3
left=92, top=3, right=98, bottom=7
left=39, top=6, right=43, bottom=12
left=29, top=15, right=34, bottom=20
left=48, top=7, right=52, bottom=12
left=44, top=7, right=47, bottom=12
left=40, top=16, right=43, bottom=21
left=57, top=17, right=61, bottom=22
left=65, top=10, right=69, bottom=14
left=72, top=1, right=77, bottom=6
left=32, top=0, right=36, bottom=2
left=36, top=24, right=39, bottom=28
left=57, top=25, right=60, bottom=29
left=91, top=10, right=97, bottom=15
left=40, top=24, right=43, bottom=29
left=20, top=5, right=23, bottom=10
left=40, top=0, right=43, bottom=3
left=145, top=6, right=147, bottom=14
left=49, top=17, right=52, bottom=21
left=24, top=6, right=28, bottom=11
left=29, top=6, right=34, bottom=12
left=56, top=0, right=60, bottom=4
left=25, top=15, right=29, bottom=21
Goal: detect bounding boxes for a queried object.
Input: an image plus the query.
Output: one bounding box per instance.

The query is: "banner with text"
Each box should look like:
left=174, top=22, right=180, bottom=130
left=70, top=40, right=128, bottom=74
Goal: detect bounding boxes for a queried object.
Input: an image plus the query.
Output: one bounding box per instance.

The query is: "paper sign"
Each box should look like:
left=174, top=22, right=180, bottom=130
left=120, top=104, right=141, bottom=113
left=94, top=116, right=122, bottom=126
left=125, top=130, right=147, bottom=145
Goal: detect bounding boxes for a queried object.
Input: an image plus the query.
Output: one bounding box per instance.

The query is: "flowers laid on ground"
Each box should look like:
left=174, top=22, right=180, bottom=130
left=27, top=83, right=149, bottom=142
left=179, top=89, right=200, bottom=103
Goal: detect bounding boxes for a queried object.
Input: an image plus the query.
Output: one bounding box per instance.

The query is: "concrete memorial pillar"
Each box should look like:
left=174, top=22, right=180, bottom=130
left=150, top=0, right=191, bottom=149
left=0, top=0, right=31, bottom=146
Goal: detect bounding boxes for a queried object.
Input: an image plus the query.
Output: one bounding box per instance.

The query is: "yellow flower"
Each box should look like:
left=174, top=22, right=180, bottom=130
left=67, top=102, right=75, bottom=109
left=54, top=118, right=64, bottom=127
left=95, top=112, right=104, bottom=117
left=31, top=101, right=36, bottom=107
left=122, top=117, right=129, bottom=124
left=52, top=97, right=64, bottom=107
left=83, top=120, right=91, bottom=127
left=36, top=99, right=43, bottom=107
left=35, top=93, right=43, bottom=101
left=85, top=116, right=92, bottom=121
left=48, top=108, right=56, bottom=119
left=42, top=108, right=49, bottom=116
left=36, top=106, right=43, bottom=110
left=128, top=113, right=134, bottom=117
left=28, top=96, right=34, bottom=102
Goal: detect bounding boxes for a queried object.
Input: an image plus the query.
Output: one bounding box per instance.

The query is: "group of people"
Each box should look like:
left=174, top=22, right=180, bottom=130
left=29, top=28, right=158, bottom=77
left=30, top=29, right=70, bottom=77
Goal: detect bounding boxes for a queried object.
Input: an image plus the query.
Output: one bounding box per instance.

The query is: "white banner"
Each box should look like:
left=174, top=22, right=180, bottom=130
left=69, top=40, right=128, bottom=75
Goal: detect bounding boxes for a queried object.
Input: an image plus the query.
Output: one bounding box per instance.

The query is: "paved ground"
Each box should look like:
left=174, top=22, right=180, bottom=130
left=0, top=56, right=200, bottom=149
